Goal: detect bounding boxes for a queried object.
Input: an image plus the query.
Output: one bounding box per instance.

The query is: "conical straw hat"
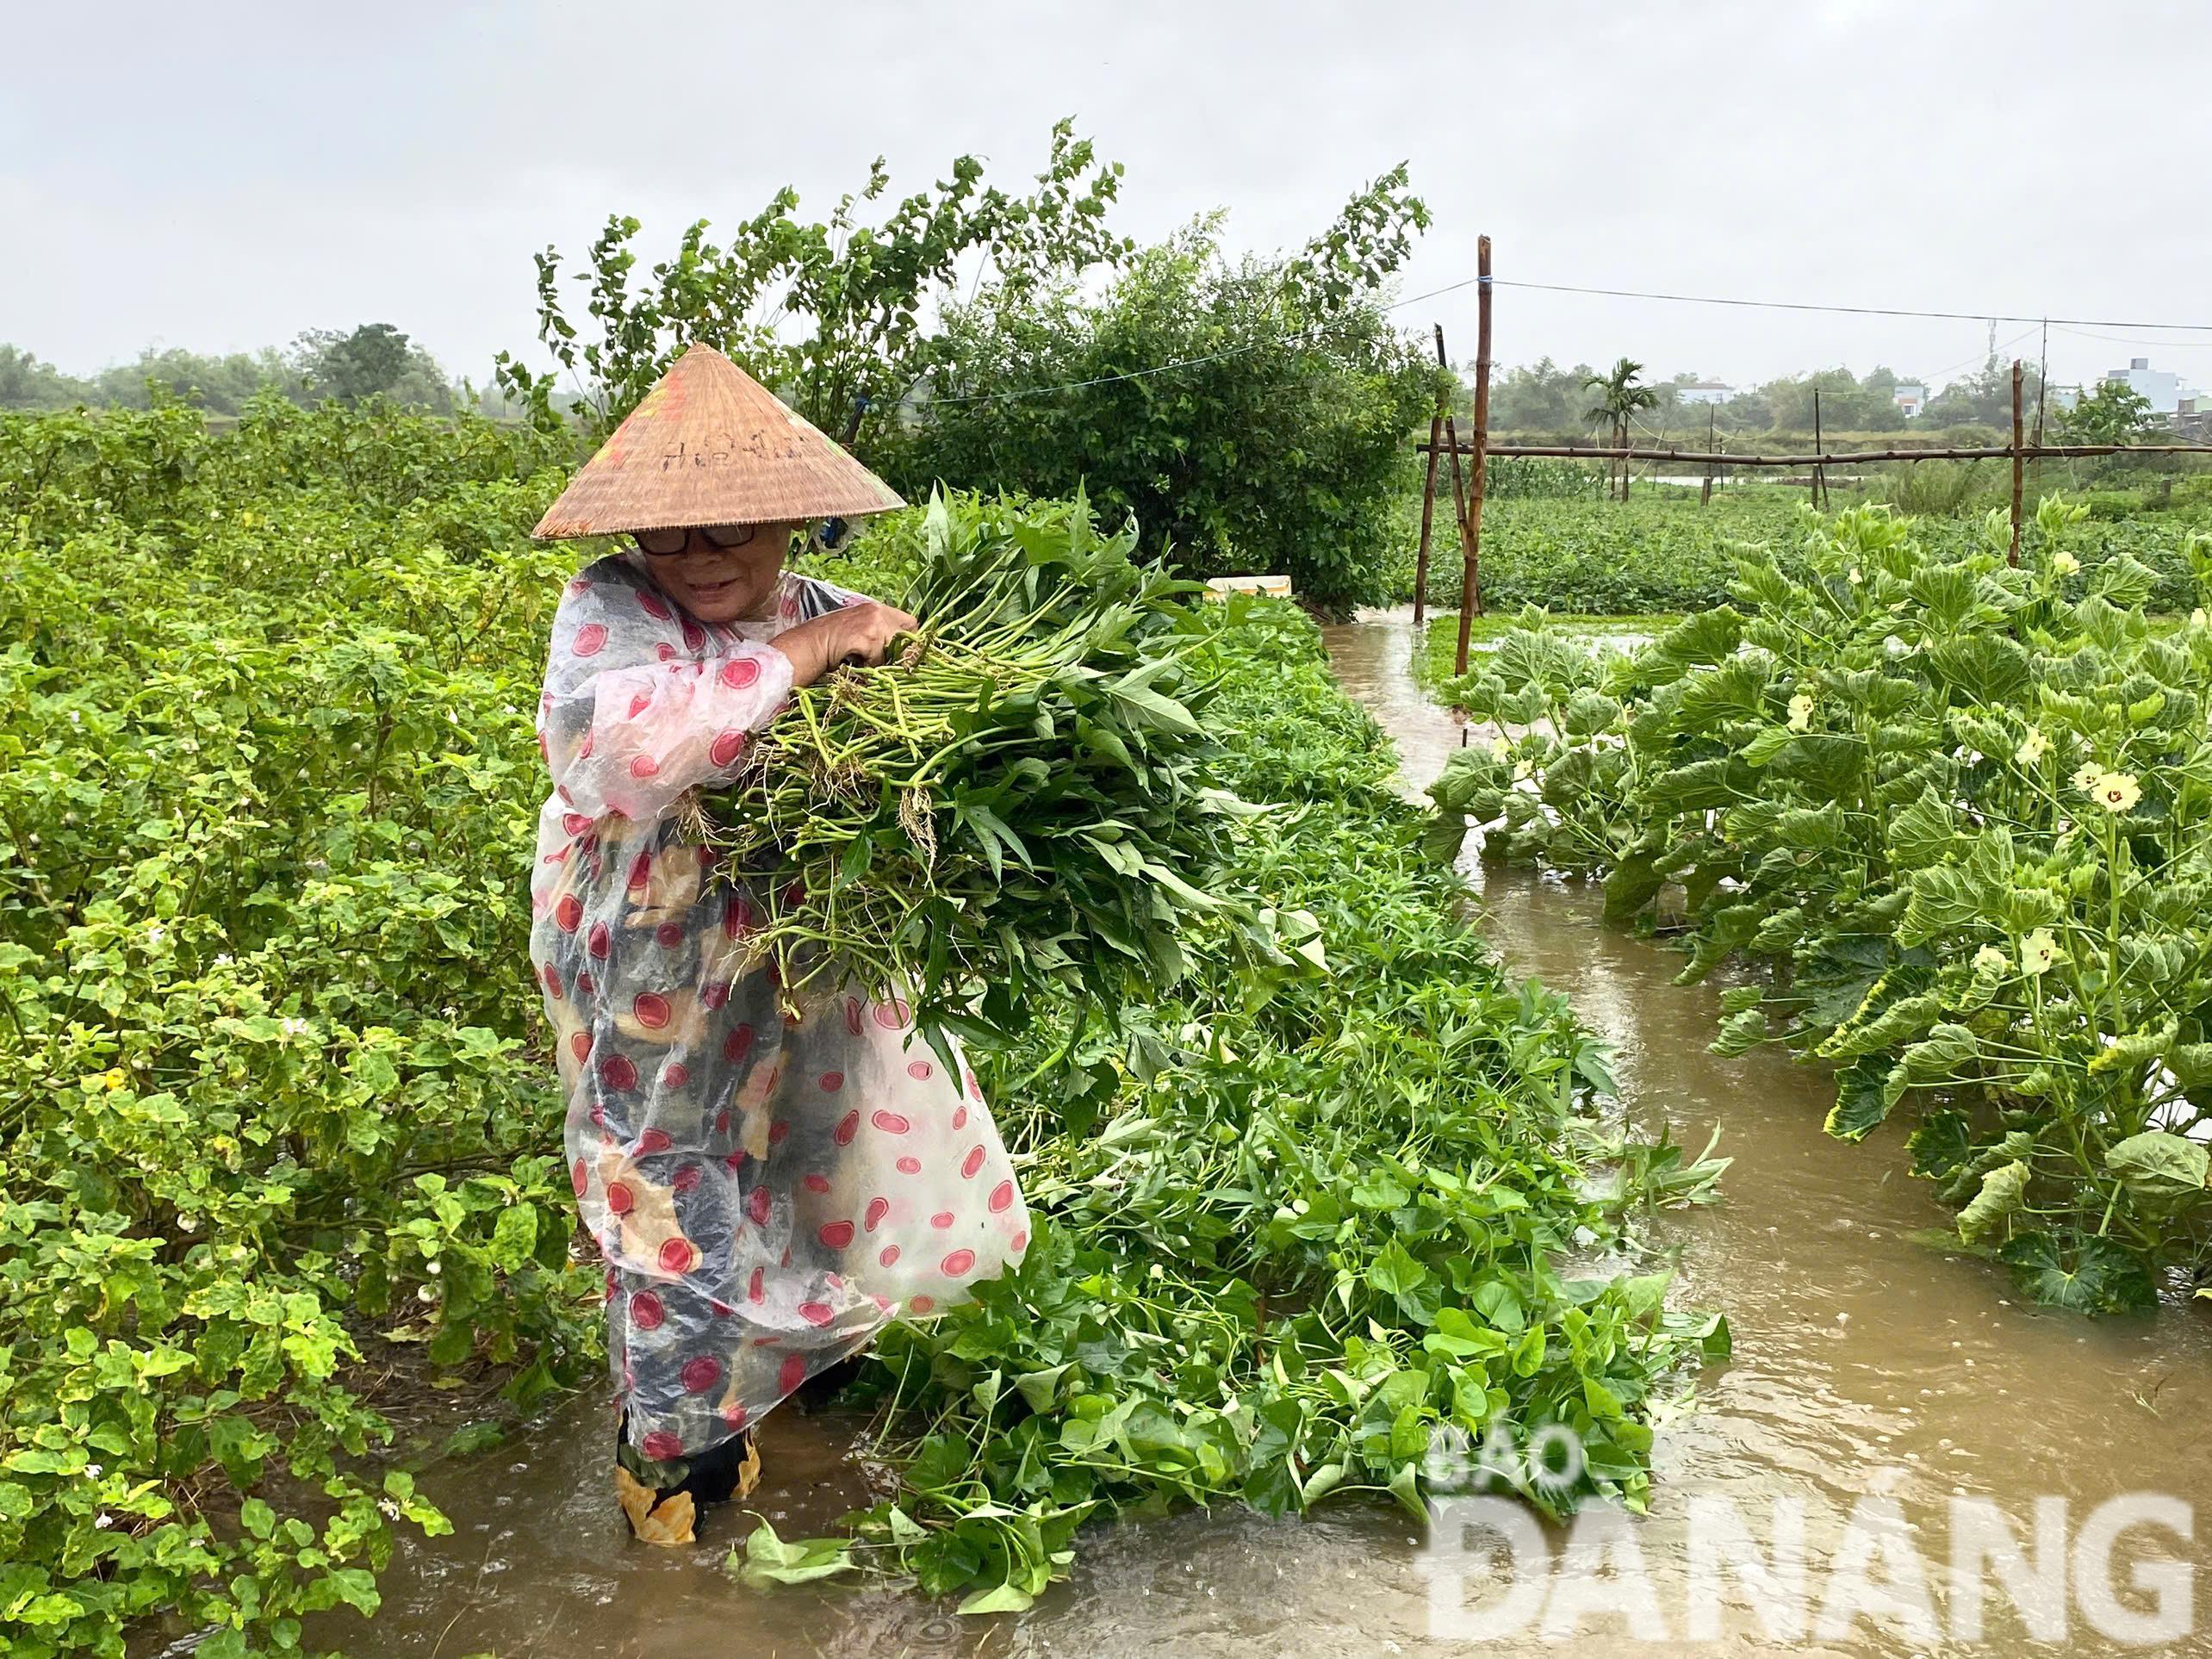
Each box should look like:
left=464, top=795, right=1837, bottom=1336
left=531, top=344, right=904, bottom=539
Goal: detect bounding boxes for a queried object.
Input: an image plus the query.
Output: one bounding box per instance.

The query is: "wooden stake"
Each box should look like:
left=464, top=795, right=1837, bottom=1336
left=1414, top=322, right=1454, bottom=629
left=1445, top=413, right=1469, bottom=533
left=1414, top=401, right=1443, bottom=628
left=1421, top=439, right=2212, bottom=465
left=1812, top=389, right=1828, bottom=509
left=1435, top=327, right=1471, bottom=537
left=1433, top=327, right=1469, bottom=535
left=2010, top=358, right=2025, bottom=567
left=1454, top=236, right=1493, bottom=674
left=1701, top=405, right=1715, bottom=506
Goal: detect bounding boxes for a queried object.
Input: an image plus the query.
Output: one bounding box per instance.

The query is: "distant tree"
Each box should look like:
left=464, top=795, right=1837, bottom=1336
left=1717, top=387, right=1772, bottom=432
left=0, top=345, right=91, bottom=409
left=2059, top=380, right=2159, bottom=445
left=1921, top=356, right=2044, bottom=429
left=1581, top=357, right=1662, bottom=499
left=1763, top=367, right=1903, bottom=433
left=0, top=333, right=454, bottom=415
left=1489, top=357, right=1600, bottom=431
left=294, top=324, right=413, bottom=403
left=92, top=346, right=303, bottom=414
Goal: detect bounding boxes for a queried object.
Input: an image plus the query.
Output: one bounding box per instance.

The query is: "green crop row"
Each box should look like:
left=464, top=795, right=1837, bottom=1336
left=1410, top=494, right=2212, bottom=618
left=0, top=402, right=1724, bottom=1649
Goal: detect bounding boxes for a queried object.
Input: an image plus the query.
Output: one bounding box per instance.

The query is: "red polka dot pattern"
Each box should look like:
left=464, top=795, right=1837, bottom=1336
left=531, top=563, right=1033, bottom=1463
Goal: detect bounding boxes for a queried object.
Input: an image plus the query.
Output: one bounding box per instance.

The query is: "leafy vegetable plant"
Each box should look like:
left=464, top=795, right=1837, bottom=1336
left=708, top=490, right=1260, bottom=1062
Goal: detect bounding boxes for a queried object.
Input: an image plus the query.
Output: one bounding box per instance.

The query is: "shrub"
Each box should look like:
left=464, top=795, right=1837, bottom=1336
left=898, top=175, right=1438, bottom=617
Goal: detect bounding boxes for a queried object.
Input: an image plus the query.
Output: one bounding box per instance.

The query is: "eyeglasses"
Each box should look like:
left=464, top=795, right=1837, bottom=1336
left=634, top=524, right=759, bottom=556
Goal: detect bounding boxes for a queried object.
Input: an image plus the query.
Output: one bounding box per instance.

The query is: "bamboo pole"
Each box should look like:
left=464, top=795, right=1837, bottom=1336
left=1454, top=236, right=1493, bottom=674
left=2010, top=358, right=2025, bottom=567
left=1701, top=405, right=1715, bottom=506
left=1413, top=401, right=1443, bottom=628
left=1445, top=413, right=1469, bottom=533
left=1435, top=326, right=1469, bottom=548
left=2033, top=323, right=2049, bottom=506
left=1812, top=389, right=1827, bottom=509
left=1420, top=440, right=2212, bottom=465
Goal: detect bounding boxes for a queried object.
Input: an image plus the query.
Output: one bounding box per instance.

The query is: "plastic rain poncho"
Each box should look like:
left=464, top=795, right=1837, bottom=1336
left=527, top=552, right=1030, bottom=1473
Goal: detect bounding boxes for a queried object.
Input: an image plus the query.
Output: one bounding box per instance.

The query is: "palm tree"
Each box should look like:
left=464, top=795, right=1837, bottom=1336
left=1582, top=357, right=1663, bottom=500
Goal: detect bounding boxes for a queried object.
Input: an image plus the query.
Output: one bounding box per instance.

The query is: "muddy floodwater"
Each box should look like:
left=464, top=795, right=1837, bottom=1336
left=327, top=609, right=2212, bottom=1657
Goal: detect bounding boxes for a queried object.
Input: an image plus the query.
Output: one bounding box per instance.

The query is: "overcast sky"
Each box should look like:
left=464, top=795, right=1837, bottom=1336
left=8, top=0, right=2211, bottom=399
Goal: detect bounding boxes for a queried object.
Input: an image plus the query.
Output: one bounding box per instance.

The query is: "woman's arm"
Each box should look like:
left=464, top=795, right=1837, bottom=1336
left=538, top=569, right=920, bottom=823
left=767, top=599, right=916, bottom=689
left=539, top=572, right=794, bottom=822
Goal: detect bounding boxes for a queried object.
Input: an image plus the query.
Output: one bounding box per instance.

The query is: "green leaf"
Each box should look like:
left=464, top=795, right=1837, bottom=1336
left=1999, top=1231, right=2156, bottom=1313
left=1300, top=1461, right=1347, bottom=1504
left=1107, top=680, right=1202, bottom=736
left=730, top=1517, right=860, bottom=1588
left=240, top=1497, right=276, bottom=1539
left=958, top=1579, right=1037, bottom=1615
left=1386, top=1460, right=1426, bottom=1520
left=2104, top=1131, right=2209, bottom=1200
left=1956, top=1160, right=2030, bottom=1244
left=1367, top=1239, right=1427, bottom=1297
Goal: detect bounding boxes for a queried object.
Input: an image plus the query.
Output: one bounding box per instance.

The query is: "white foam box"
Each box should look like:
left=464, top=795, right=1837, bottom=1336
left=1203, top=575, right=1294, bottom=600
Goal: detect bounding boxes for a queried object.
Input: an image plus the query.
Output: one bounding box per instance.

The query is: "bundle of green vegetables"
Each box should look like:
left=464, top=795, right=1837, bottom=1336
left=705, top=490, right=1263, bottom=1056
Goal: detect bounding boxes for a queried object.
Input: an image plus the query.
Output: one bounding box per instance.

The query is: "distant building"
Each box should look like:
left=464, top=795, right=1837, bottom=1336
left=1675, top=379, right=1734, bottom=406
left=1892, top=382, right=1928, bottom=419
left=2048, top=385, right=2083, bottom=413
left=2103, top=357, right=2205, bottom=415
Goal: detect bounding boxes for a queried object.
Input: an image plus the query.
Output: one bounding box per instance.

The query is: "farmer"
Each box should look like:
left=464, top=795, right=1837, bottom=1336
left=526, top=345, right=1031, bottom=1545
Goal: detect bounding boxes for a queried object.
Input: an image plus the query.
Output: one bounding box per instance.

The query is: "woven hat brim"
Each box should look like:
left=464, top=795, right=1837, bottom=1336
left=529, top=345, right=907, bottom=540
left=531, top=482, right=905, bottom=540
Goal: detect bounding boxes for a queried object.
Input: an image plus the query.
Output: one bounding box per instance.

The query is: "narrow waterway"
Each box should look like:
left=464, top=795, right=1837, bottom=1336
left=327, top=609, right=2212, bottom=1657
left=1324, top=606, right=2212, bottom=1656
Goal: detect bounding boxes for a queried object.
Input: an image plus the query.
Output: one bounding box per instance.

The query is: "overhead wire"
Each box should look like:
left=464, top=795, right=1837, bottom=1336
left=1488, top=278, right=2212, bottom=334
left=2051, top=323, right=2212, bottom=356
left=919, top=266, right=2212, bottom=413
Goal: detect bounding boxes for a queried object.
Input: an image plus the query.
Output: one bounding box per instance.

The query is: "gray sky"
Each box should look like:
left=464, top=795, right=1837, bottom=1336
left=8, top=0, right=2211, bottom=397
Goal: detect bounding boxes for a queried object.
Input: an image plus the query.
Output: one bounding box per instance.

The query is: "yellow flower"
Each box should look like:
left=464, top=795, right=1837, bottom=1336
left=1786, top=693, right=1815, bottom=732
left=2051, top=550, right=2080, bottom=576
left=2015, top=729, right=2049, bottom=766
left=2020, top=929, right=2060, bottom=977
left=1485, top=732, right=1510, bottom=760
left=1847, top=566, right=1863, bottom=585
left=2071, top=761, right=2103, bottom=792
left=2090, top=771, right=2141, bottom=813
left=1972, top=944, right=2009, bottom=975
left=101, top=1068, right=127, bottom=1092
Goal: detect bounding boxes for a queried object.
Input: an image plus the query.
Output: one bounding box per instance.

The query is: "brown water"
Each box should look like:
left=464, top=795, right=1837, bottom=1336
left=325, top=609, right=2212, bottom=1657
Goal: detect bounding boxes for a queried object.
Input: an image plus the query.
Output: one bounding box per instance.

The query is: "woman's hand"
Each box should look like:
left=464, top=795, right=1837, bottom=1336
left=770, top=600, right=919, bottom=687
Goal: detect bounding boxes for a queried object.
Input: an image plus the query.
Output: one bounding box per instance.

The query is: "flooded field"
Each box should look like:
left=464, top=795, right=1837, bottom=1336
left=325, top=608, right=2212, bottom=1657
